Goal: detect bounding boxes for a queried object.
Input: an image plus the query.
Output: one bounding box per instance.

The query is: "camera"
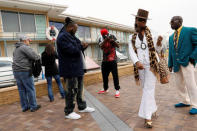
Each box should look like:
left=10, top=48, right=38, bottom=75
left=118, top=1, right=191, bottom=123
left=102, top=34, right=109, bottom=40
left=109, top=34, right=117, bottom=41
left=102, top=34, right=117, bottom=41
left=102, top=34, right=119, bottom=45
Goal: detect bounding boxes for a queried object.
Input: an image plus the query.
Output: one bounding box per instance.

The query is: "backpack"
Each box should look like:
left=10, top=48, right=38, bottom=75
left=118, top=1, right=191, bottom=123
left=32, top=59, right=42, bottom=77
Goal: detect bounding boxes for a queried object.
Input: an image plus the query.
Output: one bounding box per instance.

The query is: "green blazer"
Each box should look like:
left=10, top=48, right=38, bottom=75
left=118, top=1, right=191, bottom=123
left=168, top=26, right=197, bottom=72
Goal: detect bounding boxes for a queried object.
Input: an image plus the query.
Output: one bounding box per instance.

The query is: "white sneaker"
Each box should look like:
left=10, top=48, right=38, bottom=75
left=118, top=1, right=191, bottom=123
left=115, top=90, right=120, bottom=95
left=65, top=112, right=81, bottom=119
left=115, top=90, right=120, bottom=98
left=79, top=107, right=95, bottom=113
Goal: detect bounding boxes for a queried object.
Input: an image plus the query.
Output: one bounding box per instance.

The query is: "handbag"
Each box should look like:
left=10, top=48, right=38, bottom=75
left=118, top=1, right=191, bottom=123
left=32, top=59, right=42, bottom=78
left=158, top=57, right=169, bottom=84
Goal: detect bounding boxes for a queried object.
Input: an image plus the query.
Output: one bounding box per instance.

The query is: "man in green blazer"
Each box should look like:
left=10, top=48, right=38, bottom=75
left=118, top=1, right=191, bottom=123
left=168, top=16, right=197, bottom=115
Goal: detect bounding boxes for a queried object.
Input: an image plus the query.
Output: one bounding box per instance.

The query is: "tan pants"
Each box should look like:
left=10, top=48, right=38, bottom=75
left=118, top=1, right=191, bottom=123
left=175, top=63, right=197, bottom=108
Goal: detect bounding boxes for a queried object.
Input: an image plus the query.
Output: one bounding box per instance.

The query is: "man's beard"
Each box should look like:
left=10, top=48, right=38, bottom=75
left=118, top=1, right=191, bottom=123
left=138, top=26, right=146, bottom=32
left=70, top=30, right=75, bottom=36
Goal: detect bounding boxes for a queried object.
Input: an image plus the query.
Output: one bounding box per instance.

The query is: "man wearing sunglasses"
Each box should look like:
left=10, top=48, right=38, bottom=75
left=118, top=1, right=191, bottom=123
left=168, top=16, right=197, bottom=115
left=129, top=9, right=160, bottom=128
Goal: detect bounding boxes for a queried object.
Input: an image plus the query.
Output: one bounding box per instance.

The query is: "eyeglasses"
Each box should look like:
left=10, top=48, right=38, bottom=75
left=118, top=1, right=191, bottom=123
left=137, top=18, right=147, bottom=23
left=170, top=19, right=179, bottom=25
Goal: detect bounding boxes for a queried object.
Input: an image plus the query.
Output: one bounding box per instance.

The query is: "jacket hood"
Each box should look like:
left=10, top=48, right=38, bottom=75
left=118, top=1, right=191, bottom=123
left=15, top=42, right=25, bottom=48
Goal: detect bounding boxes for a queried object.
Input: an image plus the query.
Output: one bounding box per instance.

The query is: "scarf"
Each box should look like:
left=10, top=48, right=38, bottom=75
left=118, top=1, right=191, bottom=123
left=131, top=27, right=160, bottom=85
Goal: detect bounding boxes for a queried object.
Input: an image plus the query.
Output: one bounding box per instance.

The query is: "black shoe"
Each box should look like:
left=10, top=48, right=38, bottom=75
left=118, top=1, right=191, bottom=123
left=22, top=108, right=29, bottom=112
left=50, top=99, right=54, bottom=102
left=30, top=105, right=41, bottom=112
left=61, top=96, right=65, bottom=99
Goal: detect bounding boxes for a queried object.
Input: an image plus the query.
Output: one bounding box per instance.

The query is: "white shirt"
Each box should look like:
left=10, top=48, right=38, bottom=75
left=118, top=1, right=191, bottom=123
left=155, top=43, right=165, bottom=54
left=128, top=34, right=159, bottom=68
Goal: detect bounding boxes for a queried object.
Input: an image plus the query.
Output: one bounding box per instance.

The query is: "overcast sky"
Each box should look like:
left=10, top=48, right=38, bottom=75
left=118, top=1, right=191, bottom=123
left=40, top=0, right=197, bottom=35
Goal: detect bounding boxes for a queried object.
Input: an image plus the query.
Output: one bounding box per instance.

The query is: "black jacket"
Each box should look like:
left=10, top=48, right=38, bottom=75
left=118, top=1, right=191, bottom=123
left=56, top=28, right=85, bottom=78
left=41, top=51, right=59, bottom=77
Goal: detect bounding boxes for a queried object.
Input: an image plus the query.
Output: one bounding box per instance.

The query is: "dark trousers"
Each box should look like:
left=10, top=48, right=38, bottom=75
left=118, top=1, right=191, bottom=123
left=64, top=76, right=87, bottom=115
left=101, top=61, right=120, bottom=91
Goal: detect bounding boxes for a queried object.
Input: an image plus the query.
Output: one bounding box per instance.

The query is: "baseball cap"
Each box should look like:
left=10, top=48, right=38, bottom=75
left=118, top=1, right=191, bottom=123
left=18, top=34, right=32, bottom=41
left=100, top=29, right=108, bottom=36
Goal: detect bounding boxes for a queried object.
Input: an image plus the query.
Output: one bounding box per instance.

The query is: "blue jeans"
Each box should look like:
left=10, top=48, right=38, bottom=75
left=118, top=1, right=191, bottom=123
left=46, top=75, right=65, bottom=100
left=13, top=71, right=38, bottom=111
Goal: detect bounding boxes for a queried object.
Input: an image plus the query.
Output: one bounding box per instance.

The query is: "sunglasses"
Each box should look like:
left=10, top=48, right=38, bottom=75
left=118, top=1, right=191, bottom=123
left=137, top=18, right=147, bottom=23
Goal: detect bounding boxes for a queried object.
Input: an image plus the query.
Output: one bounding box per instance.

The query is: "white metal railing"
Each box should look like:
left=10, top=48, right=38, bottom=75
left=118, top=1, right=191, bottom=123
left=0, top=27, right=47, bottom=41
left=0, top=69, right=42, bottom=88
left=0, top=69, right=15, bottom=88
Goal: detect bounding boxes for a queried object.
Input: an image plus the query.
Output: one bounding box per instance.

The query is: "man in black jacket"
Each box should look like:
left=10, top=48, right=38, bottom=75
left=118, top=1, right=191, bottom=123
left=57, top=17, right=95, bottom=120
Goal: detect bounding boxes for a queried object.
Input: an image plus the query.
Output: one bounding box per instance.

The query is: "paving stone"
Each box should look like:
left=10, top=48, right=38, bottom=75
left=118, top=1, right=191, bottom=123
left=86, top=71, right=197, bottom=131
left=0, top=93, right=100, bottom=131
left=0, top=71, right=196, bottom=131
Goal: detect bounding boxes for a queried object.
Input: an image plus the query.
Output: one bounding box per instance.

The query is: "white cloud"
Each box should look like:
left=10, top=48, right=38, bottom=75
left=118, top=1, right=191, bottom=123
left=40, top=0, right=197, bottom=35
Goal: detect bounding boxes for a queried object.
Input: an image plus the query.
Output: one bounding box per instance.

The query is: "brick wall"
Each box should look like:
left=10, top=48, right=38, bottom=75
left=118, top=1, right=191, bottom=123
left=0, top=64, right=133, bottom=105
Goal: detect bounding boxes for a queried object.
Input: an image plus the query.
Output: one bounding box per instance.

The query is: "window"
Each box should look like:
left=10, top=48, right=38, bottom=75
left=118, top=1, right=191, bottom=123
left=109, top=29, right=113, bottom=34
left=77, top=26, right=85, bottom=41
left=6, top=43, right=15, bottom=57
left=120, top=32, right=124, bottom=43
left=84, top=26, right=91, bottom=42
left=123, top=32, right=127, bottom=43
left=76, top=25, right=91, bottom=42
left=49, top=21, right=64, bottom=31
left=91, top=27, right=97, bottom=42
left=96, top=28, right=101, bottom=42
left=75, top=30, right=79, bottom=38
left=39, top=44, right=47, bottom=54
left=127, top=33, right=131, bottom=43
left=116, top=31, right=121, bottom=42
left=35, top=15, right=46, bottom=39
left=112, top=30, right=117, bottom=37
left=1, top=10, right=37, bottom=33
left=20, top=13, right=36, bottom=32
left=1, top=11, right=20, bottom=32
left=84, top=46, right=92, bottom=58
left=96, top=28, right=101, bottom=36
